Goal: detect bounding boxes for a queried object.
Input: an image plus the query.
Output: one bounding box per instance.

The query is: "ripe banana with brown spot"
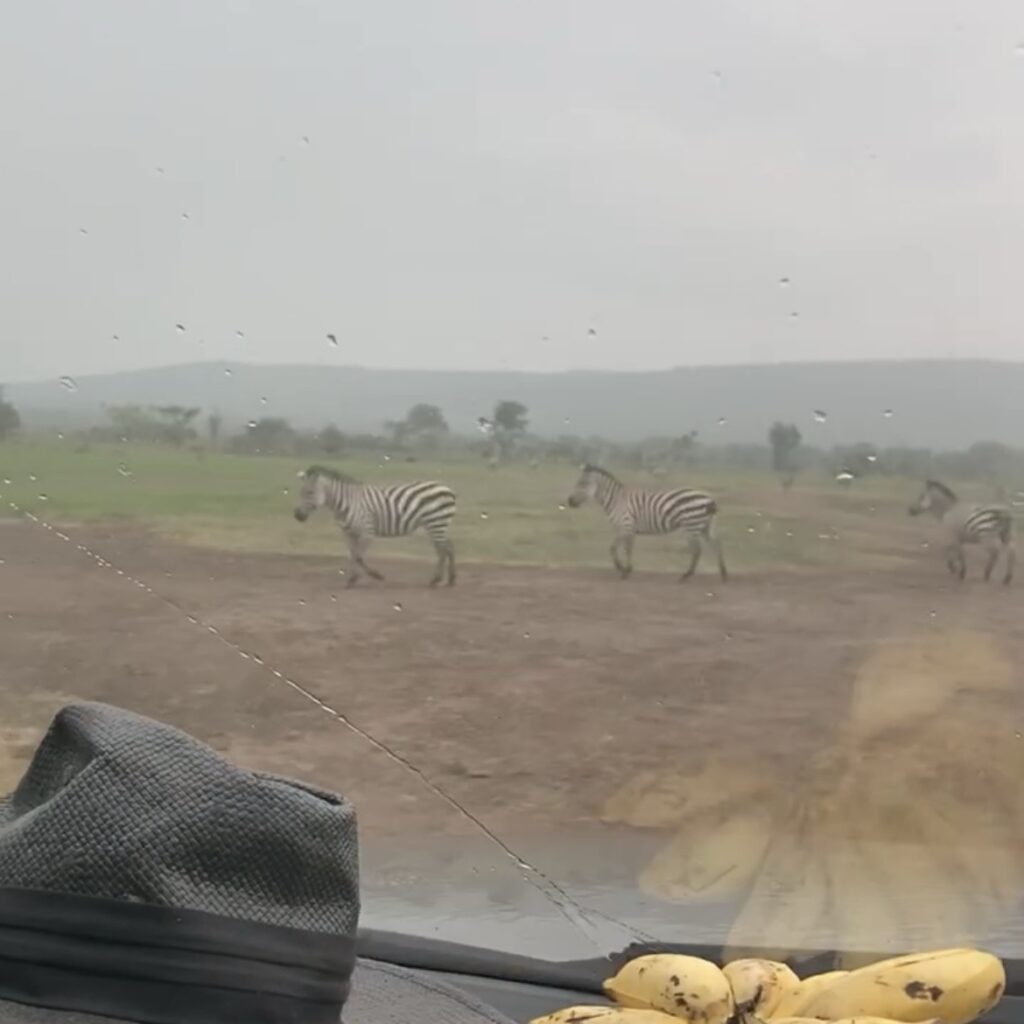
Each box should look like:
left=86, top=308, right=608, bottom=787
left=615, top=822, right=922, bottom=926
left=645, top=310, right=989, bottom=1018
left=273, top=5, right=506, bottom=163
left=530, top=1008, right=684, bottom=1024
left=603, top=954, right=735, bottom=1024
left=722, top=959, right=799, bottom=1016
left=801, top=948, right=1005, bottom=1024
left=770, top=971, right=848, bottom=1018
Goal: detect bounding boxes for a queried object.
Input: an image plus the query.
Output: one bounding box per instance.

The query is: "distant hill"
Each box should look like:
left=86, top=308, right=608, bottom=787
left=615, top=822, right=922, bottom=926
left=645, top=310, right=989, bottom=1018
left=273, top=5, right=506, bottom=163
left=7, top=359, right=1024, bottom=448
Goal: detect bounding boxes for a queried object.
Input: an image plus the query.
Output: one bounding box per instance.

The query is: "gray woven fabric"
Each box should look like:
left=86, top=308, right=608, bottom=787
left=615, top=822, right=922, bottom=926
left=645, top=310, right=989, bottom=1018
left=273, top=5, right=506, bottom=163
left=0, top=961, right=520, bottom=1024
left=0, top=702, right=359, bottom=934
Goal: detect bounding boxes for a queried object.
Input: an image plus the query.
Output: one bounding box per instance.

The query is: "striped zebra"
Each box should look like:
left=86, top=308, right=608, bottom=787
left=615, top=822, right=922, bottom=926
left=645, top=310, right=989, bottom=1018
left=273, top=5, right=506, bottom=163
left=293, top=465, right=457, bottom=587
left=908, top=479, right=1014, bottom=584
left=566, top=463, right=726, bottom=581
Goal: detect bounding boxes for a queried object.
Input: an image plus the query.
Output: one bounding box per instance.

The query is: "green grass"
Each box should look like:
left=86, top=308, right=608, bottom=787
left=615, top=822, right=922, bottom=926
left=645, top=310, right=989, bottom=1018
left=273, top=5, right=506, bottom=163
left=0, top=439, right=966, bottom=573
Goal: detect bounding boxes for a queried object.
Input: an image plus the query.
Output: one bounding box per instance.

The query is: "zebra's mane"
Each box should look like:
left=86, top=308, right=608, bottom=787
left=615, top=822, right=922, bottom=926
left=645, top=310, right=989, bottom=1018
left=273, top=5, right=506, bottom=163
left=925, top=479, right=958, bottom=502
left=306, top=464, right=360, bottom=484
left=583, top=463, right=620, bottom=483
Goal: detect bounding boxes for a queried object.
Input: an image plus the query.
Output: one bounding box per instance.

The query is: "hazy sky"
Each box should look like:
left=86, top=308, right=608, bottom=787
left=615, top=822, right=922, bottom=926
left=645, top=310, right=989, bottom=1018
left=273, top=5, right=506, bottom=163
left=3, top=1, right=1024, bottom=381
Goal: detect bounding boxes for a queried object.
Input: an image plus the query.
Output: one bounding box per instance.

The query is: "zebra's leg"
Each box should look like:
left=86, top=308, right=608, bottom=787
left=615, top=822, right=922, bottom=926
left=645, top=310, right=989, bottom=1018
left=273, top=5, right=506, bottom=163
left=615, top=535, right=635, bottom=578
left=1004, top=541, right=1015, bottom=585
left=351, top=532, right=384, bottom=582
left=343, top=532, right=363, bottom=588
left=446, top=540, right=457, bottom=587
left=944, top=543, right=964, bottom=579
left=982, top=536, right=1001, bottom=582
left=709, top=530, right=728, bottom=581
left=679, top=535, right=701, bottom=581
left=609, top=537, right=628, bottom=578
left=427, top=535, right=450, bottom=588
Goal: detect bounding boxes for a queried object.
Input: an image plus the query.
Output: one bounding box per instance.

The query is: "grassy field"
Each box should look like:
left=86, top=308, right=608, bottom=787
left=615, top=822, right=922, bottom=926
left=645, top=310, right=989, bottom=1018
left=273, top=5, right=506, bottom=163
left=0, top=439, right=981, bottom=573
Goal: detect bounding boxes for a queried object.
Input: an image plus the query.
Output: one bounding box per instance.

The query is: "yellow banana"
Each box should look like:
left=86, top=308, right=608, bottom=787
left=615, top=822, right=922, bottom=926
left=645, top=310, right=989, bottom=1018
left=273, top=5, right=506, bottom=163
left=639, top=809, right=774, bottom=903
left=801, top=948, right=1005, bottom=1024
left=722, top=959, right=799, bottom=1016
left=603, top=954, right=735, bottom=1024
left=530, top=1008, right=682, bottom=1024
left=770, top=971, right=848, bottom=1018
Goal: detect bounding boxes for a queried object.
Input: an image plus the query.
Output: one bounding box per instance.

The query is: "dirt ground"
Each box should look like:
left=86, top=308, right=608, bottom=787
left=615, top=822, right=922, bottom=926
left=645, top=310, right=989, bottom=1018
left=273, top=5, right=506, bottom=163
left=2, top=514, right=1024, bottom=846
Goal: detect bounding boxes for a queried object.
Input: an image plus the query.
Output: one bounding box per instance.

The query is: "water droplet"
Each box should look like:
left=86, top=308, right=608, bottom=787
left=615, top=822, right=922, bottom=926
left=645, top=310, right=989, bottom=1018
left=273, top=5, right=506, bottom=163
left=480, top=512, right=489, bottom=520
left=37, top=493, right=48, bottom=501
left=789, top=311, right=800, bottom=320
left=382, top=454, right=391, bottom=462
left=181, top=211, right=190, bottom=220
left=56, top=432, right=64, bottom=440
left=746, top=526, right=756, bottom=533
left=587, top=327, right=597, bottom=337
left=836, top=471, right=855, bottom=482
left=28, top=475, right=37, bottom=482
left=58, top=376, right=78, bottom=392
left=1016, top=42, right=1024, bottom=55
left=326, top=333, right=338, bottom=347
left=785, top=530, right=793, bottom=537
left=557, top=503, right=567, bottom=511
left=112, top=334, right=119, bottom=341
left=301, top=135, right=310, bottom=144
left=883, top=408, right=894, bottom=418
left=329, top=594, right=337, bottom=602
left=717, top=416, right=727, bottom=426
left=522, top=632, right=531, bottom=639
left=259, top=396, right=268, bottom=405
left=297, top=598, right=306, bottom=606
left=866, top=453, right=878, bottom=462
left=563, top=416, right=571, bottom=425
left=778, top=276, right=791, bottom=287
left=117, top=463, right=132, bottom=477
left=929, top=609, right=938, bottom=619
left=247, top=420, right=257, bottom=429
left=223, top=368, right=233, bottom=377
left=2, top=479, right=10, bottom=486
left=705, top=591, right=716, bottom=599
left=175, top=323, right=185, bottom=333
left=79, top=227, right=88, bottom=236
left=155, top=166, right=165, bottom=174
left=392, top=602, right=403, bottom=612
left=813, top=409, right=828, bottom=423
left=282, top=488, right=289, bottom=496
left=1016, top=731, right=1022, bottom=740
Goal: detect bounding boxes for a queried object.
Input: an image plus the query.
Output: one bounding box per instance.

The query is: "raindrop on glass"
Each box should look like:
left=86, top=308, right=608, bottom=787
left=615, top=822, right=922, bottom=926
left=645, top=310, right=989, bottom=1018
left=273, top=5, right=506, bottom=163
left=717, top=416, right=726, bottom=426
left=181, top=212, right=190, bottom=220
left=883, top=408, right=894, bottom=418
left=175, top=323, right=185, bottom=333
left=789, top=311, right=800, bottom=320
left=1016, top=42, right=1024, bottom=55
left=480, top=512, right=489, bottom=520
left=58, top=376, right=78, bottom=392
left=747, top=526, right=755, bottom=533
left=112, top=334, right=119, bottom=341
left=2, top=479, right=10, bottom=486
left=778, top=276, right=791, bottom=287
left=813, top=409, right=828, bottom=423
left=117, top=463, right=132, bottom=477
left=392, top=602, right=403, bottom=613
left=557, top=503, right=567, bottom=511
left=587, top=327, right=597, bottom=337
left=329, top=594, right=337, bottom=602
left=522, top=632, right=531, bottom=639
left=37, top=494, right=48, bottom=501
left=224, top=368, right=233, bottom=378
left=259, top=396, right=268, bottom=405
left=297, top=598, right=306, bottom=606
left=79, top=227, right=88, bottom=236
left=28, top=475, right=37, bottom=482
left=282, top=488, right=289, bottom=495
left=156, top=166, right=165, bottom=174
left=56, top=432, right=64, bottom=440
left=326, top=333, right=338, bottom=347
left=235, top=330, right=245, bottom=339
left=247, top=420, right=257, bottom=429
left=866, top=453, right=878, bottom=462
left=301, top=135, right=310, bottom=145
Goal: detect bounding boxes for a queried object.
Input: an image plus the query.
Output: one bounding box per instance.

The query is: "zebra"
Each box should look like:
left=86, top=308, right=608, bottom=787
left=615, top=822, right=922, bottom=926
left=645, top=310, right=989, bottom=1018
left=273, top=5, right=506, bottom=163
left=293, top=465, right=457, bottom=587
left=908, top=479, right=1014, bottom=584
left=566, top=463, right=726, bottom=581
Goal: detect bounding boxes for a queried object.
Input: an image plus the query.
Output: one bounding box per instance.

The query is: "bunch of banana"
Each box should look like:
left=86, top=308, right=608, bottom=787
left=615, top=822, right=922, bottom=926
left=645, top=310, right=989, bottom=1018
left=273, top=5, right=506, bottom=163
left=531, top=948, right=1006, bottom=1024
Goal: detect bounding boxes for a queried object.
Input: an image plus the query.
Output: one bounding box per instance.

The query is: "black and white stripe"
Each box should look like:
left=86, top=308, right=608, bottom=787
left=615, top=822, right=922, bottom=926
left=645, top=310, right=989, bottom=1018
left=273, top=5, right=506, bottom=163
left=908, top=479, right=1014, bottom=584
left=294, top=465, right=456, bottom=587
left=567, top=463, right=726, bottom=580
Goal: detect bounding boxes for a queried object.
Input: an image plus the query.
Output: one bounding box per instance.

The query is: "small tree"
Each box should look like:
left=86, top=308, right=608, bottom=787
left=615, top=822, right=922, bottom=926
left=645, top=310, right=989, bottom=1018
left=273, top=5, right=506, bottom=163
left=207, top=412, right=223, bottom=446
left=153, top=405, right=201, bottom=446
left=768, top=421, right=802, bottom=487
left=405, top=403, right=448, bottom=436
left=0, top=387, right=21, bottom=440
left=492, top=400, right=529, bottom=461
left=319, top=424, right=345, bottom=455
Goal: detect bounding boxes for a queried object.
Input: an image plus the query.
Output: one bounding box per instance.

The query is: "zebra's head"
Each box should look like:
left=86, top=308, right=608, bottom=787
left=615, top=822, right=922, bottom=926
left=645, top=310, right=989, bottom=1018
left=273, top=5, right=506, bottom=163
left=293, top=466, right=331, bottom=522
left=909, top=479, right=957, bottom=518
left=567, top=463, right=601, bottom=508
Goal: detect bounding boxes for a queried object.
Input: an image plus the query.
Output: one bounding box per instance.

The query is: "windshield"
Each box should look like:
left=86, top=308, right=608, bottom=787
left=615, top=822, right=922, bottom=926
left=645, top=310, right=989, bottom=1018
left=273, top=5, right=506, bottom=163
left=3, top=0, right=1024, bottom=969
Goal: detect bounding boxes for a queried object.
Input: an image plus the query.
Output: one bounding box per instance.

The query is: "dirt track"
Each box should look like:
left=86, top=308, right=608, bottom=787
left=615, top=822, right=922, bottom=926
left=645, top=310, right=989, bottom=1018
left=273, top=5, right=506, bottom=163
left=2, top=515, right=1024, bottom=845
